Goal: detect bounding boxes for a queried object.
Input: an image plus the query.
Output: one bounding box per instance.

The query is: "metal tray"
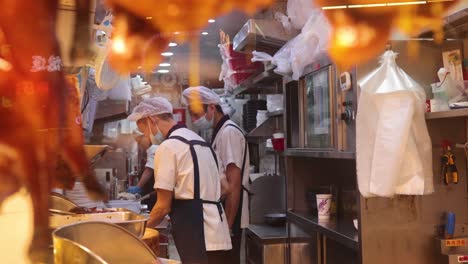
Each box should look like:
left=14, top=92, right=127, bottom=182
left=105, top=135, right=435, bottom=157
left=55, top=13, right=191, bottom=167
left=50, top=210, right=148, bottom=238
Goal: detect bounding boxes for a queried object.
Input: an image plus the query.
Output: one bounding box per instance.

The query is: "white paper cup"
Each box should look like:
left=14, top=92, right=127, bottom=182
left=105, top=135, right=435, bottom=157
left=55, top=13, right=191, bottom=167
left=316, top=194, right=332, bottom=219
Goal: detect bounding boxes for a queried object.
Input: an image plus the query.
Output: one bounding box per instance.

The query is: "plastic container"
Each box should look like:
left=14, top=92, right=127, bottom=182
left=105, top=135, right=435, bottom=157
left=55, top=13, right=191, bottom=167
left=431, top=83, right=450, bottom=112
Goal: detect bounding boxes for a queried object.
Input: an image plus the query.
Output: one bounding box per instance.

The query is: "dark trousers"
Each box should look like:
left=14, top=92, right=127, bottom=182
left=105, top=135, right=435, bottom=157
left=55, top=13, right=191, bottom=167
left=207, top=250, right=231, bottom=263
left=228, top=229, right=243, bottom=264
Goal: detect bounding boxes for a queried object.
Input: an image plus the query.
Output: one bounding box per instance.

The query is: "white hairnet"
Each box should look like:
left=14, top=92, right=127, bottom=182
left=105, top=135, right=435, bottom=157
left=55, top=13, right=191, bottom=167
left=182, top=86, right=221, bottom=106
left=127, top=97, right=173, bottom=121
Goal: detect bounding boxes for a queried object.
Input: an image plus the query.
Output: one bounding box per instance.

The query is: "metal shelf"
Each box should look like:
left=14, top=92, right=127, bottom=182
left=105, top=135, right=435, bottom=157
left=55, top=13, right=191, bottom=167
left=285, top=149, right=355, bottom=159
left=231, top=63, right=282, bottom=96
left=267, top=109, right=283, bottom=117
left=425, top=108, right=468, bottom=120
left=288, top=210, right=359, bottom=251
left=245, top=114, right=283, bottom=144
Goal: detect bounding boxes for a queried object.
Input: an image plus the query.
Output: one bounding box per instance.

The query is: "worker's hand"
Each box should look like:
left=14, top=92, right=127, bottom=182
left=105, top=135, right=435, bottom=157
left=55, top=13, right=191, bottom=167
left=127, top=186, right=142, bottom=194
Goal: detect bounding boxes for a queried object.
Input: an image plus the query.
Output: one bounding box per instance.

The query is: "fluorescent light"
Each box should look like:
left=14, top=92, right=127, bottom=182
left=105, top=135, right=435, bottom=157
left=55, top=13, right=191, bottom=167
left=348, top=3, right=387, bottom=8
left=322, top=1, right=429, bottom=9
left=159, top=63, right=171, bottom=67
left=174, top=31, right=180, bottom=35
left=158, top=69, right=170, bottom=73
left=168, top=42, right=178, bottom=47
left=208, top=19, right=216, bottom=23
left=146, top=17, right=152, bottom=20
left=322, top=5, right=347, bottom=9
left=161, top=52, right=174, bottom=57
left=387, top=1, right=426, bottom=6
left=137, top=66, right=142, bottom=69
left=201, top=32, right=209, bottom=35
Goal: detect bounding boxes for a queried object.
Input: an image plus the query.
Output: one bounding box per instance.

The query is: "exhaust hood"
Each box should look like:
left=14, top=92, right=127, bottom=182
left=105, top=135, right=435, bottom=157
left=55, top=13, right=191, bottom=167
left=233, top=19, right=299, bottom=54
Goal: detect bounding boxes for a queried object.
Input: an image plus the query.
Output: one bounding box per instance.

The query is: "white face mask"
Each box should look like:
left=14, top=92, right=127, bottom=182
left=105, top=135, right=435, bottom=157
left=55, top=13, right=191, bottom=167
left=147, top=119, right=164, bottom=145
left=193, top=114, right=214, bottom=131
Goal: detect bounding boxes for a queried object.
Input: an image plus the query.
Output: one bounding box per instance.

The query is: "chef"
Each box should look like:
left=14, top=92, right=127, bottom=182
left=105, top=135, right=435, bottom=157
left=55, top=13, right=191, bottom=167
left=127, top=136, right=158, bottom=211
left=128, top=97, right=232, bottom=263
left=183, top=86, right=250, bottom=264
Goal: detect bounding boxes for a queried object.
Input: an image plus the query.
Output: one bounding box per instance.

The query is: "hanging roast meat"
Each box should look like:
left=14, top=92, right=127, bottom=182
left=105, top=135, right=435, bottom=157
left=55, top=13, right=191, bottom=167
left=0, top=0, right=105, bottom=262
left=315, top=0, right=460, bottom=69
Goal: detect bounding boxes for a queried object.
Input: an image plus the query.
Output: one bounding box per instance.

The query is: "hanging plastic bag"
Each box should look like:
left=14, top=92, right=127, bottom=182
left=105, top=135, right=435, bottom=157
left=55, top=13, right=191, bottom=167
left=290, top=13, right=330, bottom=80
left=356, top=50, right=433, bottom=198
left=287, top=0, right=319, bottom=30
left=107, top=77, right=132, bottom=101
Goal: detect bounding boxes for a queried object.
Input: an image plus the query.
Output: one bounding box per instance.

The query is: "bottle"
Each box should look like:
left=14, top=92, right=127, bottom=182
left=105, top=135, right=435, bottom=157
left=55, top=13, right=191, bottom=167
left=105, top=172, right=111, bottom=199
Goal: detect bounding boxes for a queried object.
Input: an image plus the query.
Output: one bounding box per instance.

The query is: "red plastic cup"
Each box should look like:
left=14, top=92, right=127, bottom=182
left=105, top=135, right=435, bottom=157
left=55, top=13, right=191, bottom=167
left=271, top=138, right=285, bottom=151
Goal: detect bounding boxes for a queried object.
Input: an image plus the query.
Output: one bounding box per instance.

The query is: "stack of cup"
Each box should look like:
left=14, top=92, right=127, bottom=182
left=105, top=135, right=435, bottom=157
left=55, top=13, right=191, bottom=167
left=316, top=194, right=333, bottom=221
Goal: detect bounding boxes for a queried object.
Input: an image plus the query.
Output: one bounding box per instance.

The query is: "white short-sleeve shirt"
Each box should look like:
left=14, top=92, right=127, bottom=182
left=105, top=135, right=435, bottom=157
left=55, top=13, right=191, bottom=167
left=212, top=120, right=250, bottom=228
left=153, top=127, right=232, bottom=251
left=145, top=145, right=158, bottom=169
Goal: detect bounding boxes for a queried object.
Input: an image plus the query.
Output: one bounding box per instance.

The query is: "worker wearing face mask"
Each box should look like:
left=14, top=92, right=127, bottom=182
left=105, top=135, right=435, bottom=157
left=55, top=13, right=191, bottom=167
left=128, top=97, right=232, bottom=263
left=183, top=86, right=250, bottom=264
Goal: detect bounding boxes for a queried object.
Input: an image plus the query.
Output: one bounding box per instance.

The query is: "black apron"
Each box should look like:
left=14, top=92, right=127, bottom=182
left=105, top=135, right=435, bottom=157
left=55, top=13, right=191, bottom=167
left=211, top=117, right=252, bottom=230
left=167, top=127, right=224, bottom=264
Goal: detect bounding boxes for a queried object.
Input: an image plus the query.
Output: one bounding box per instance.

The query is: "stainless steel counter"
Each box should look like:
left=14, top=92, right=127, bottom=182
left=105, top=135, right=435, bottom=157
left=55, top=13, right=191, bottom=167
left=288, top=210, right=359, bottom=251
left=247, top=224, right=287, bottom=243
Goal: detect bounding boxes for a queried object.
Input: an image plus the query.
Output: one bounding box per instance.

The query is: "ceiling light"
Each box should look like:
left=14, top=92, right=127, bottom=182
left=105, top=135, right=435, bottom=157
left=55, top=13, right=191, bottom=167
left=168, top=42, right=178, bottom=47
left=161, top=52, right=174, bottom=57
left=174, top=31, right=180, bottom=35
left=137, top=66, right=142, bottom=69
left=146, top=17, right=153, bottom=20
left=208, top=19, right=216, bottom=23
left=112, top=37, right=127, bottom=54
left=201, top=32, right=209, bottom=35
left=159, top=63, right=171, bottom=67
left=158, top=69, right=170, bottom=73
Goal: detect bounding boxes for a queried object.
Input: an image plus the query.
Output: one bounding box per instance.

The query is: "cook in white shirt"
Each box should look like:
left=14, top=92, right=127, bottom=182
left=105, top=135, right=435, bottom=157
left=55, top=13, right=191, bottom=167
left=128, top=97, right=231, bottom=263
left=183, top=86, right=250, bottom=264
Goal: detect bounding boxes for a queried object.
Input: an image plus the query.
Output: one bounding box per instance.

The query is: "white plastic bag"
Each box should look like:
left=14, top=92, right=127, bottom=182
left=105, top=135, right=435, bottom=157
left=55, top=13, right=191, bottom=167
left=251, top=51, right=273, bottom=63
left=287, top=0, right=319, bottom=30
left=290, top=13, right=330, bottom=80
left=356, top=51, right=433, bottom=198
left=107, top=78, right=131, bottom=101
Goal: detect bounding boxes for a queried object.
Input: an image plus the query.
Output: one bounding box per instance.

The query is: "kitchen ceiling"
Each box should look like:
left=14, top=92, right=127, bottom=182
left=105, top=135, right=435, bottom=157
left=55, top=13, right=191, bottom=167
left=157, top=11, right=251, bottom=88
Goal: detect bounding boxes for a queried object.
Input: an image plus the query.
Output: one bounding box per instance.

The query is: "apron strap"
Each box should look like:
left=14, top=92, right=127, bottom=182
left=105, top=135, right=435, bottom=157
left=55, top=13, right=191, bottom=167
left=168, top=135, right=223, bottom=220
left=225, top=124, right=253, bottom=196
left=202, top=199, right=224, bottom=222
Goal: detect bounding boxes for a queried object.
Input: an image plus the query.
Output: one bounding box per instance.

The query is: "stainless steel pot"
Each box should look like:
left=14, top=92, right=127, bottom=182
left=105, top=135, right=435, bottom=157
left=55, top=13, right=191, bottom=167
left=53, top=221, right=157, bottom=264
left=50, top=210, right=148, bottom=238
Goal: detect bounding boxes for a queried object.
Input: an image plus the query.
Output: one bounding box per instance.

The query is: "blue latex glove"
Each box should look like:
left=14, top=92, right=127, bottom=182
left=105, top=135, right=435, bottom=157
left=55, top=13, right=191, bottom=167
left=127, top=186, right=142, bottom=194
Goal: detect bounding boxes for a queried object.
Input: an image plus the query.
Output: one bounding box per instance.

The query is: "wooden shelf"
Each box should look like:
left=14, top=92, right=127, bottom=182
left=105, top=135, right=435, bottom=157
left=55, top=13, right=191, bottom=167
left=285, top=149, right=355, bottom=159
left=425, top=108, right=468, bottom=120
